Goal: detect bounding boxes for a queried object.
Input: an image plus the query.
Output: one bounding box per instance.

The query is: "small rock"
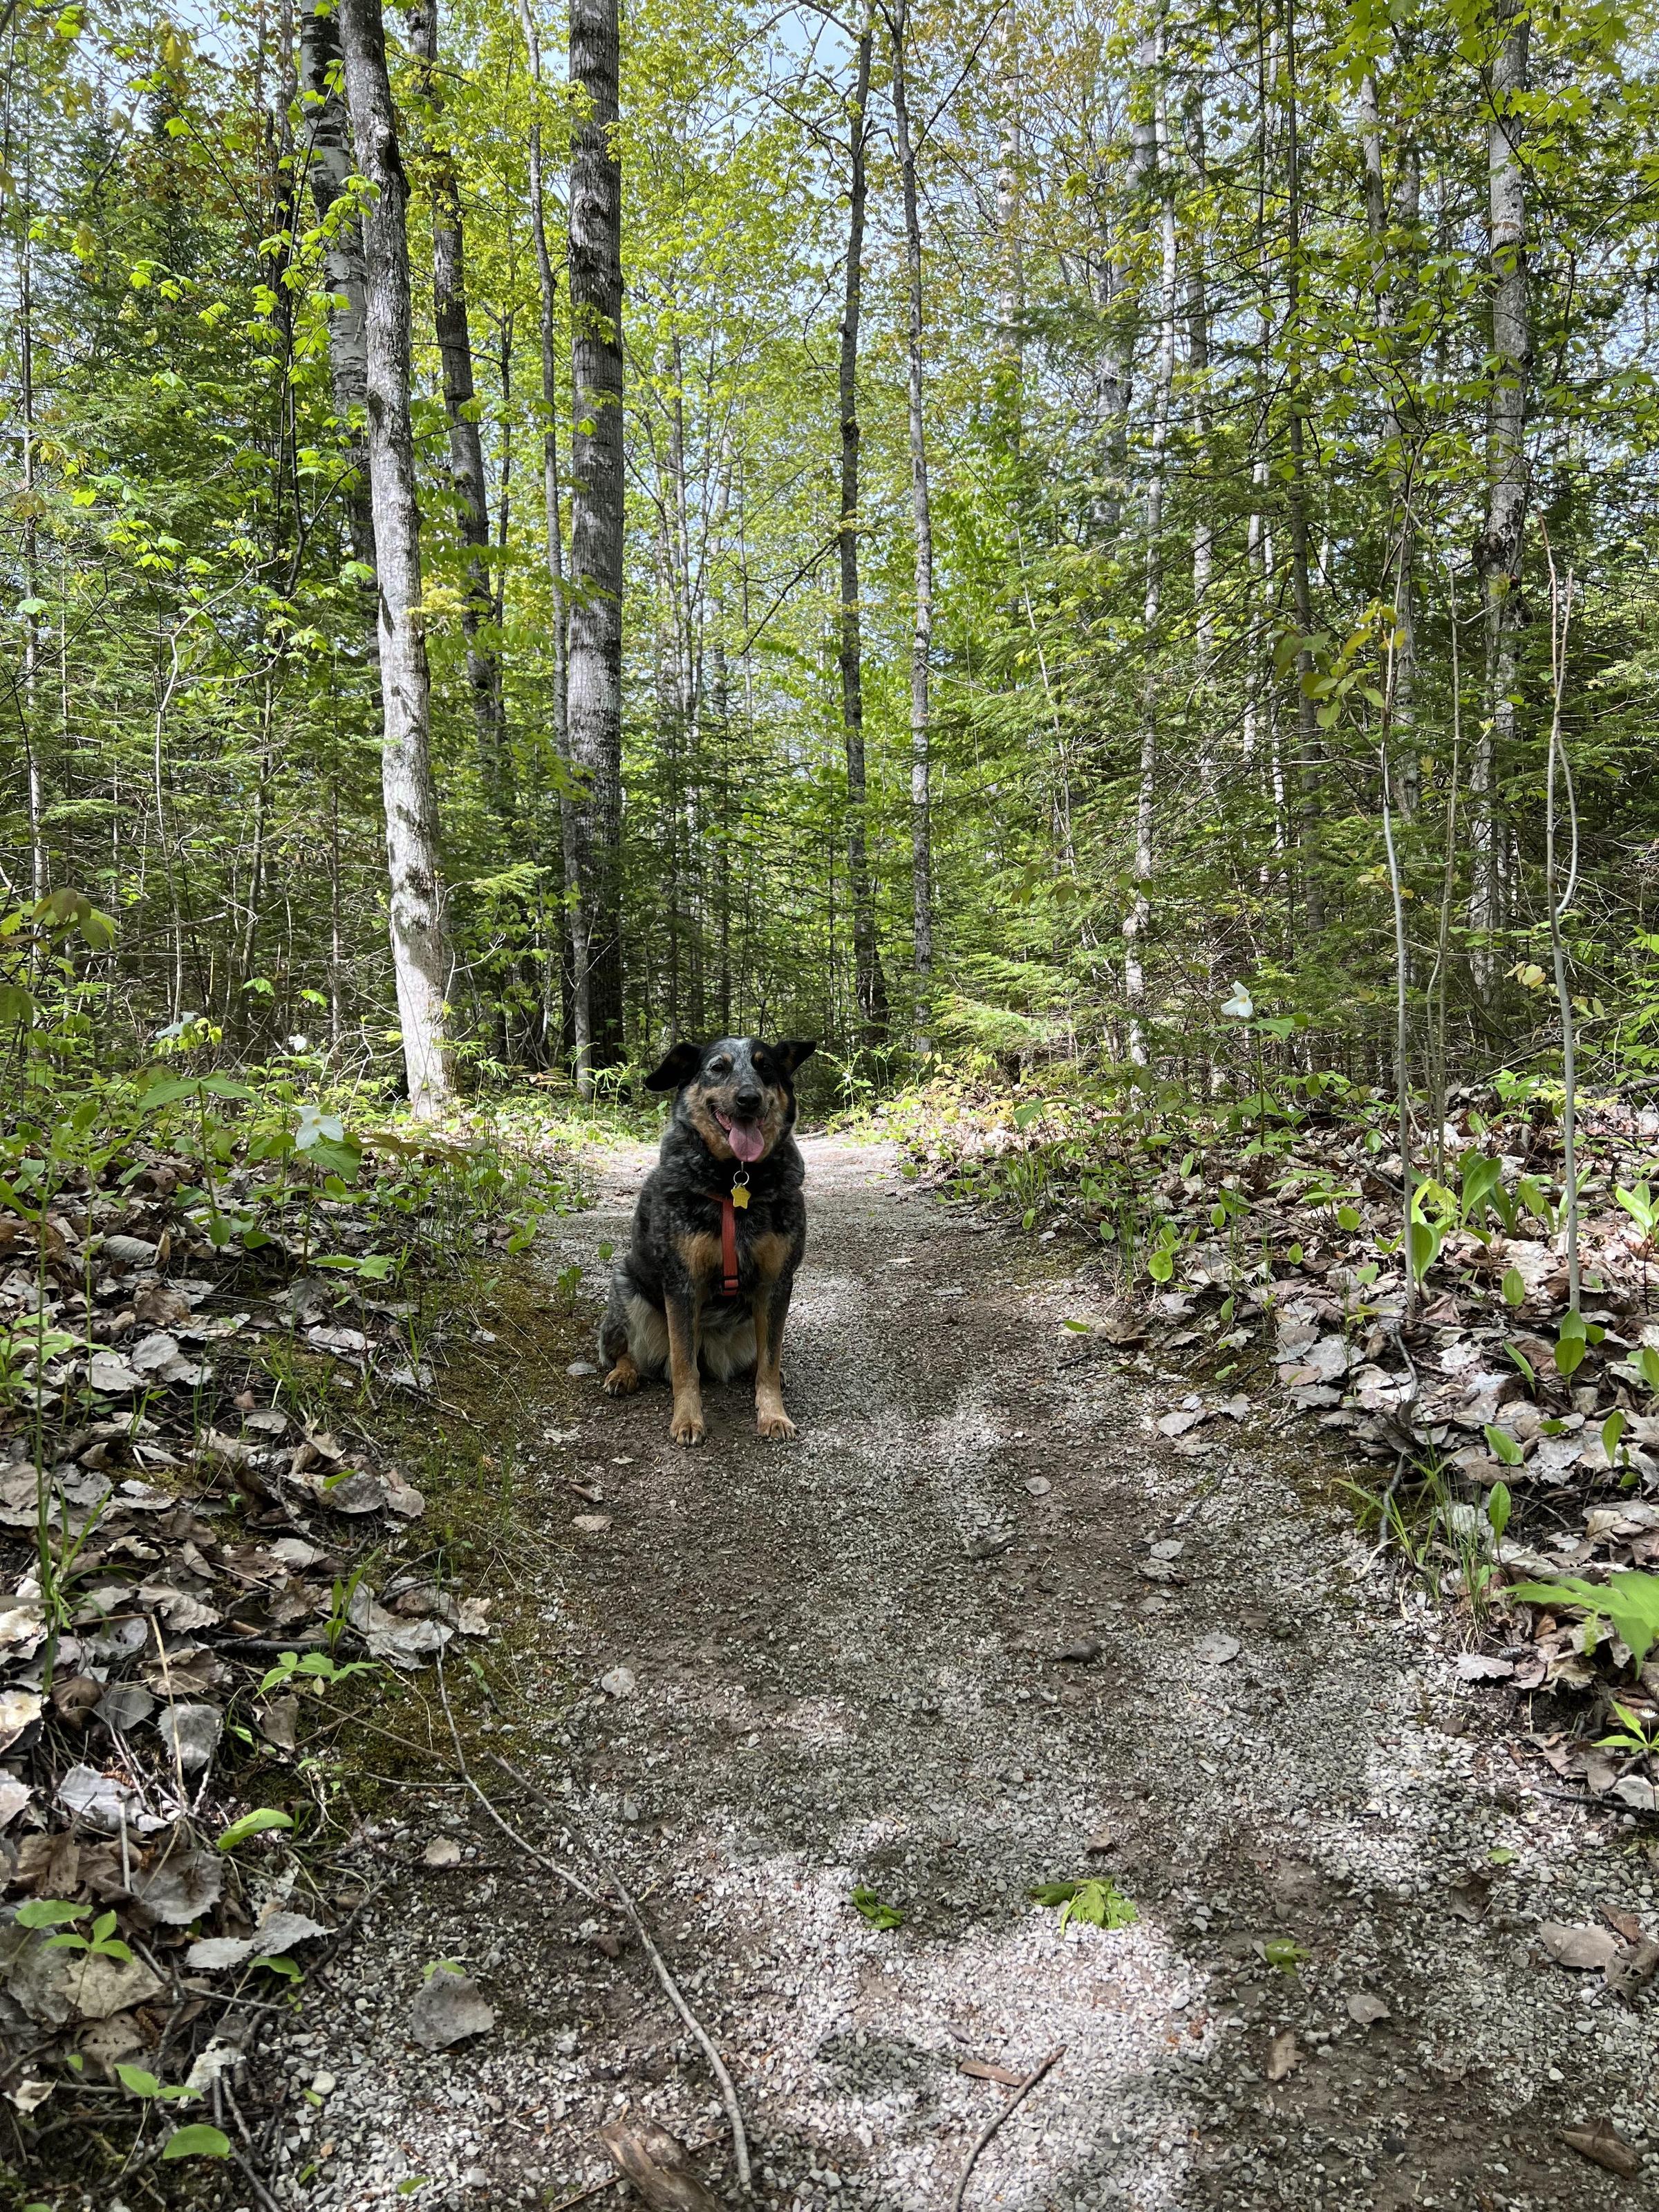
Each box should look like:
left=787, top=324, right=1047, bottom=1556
left=423, top=1837, right=463, bottom=1868
left=1024, top=1477, right=1051, bottom=1497
left=1539, top=1921, right=1621, bottom=1971
left=1056, top=1639, right=1101, bottom=1665
left=573, top=1514, right=612, bottom=1535
left=1194, top=1632, right=1241, bottom=1666
left=599, top=1665, right=637, bottom=1698
left=568, top=1360, right=598, bottom=1378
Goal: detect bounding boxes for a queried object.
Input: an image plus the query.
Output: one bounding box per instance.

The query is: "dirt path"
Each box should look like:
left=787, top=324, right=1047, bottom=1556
left=278, top=1138, right=1657, bottom=2212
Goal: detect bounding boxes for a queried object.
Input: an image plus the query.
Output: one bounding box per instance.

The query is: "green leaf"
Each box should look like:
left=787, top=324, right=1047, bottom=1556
left=1406, top=1217, right=1439, bottom=1282
left=1640, top=1347, right=1659, bottom=1394
left=1483, top=1423, right=1523, bottom=1469
left=850, top=1886, right=904, bottom=1931
left=1335, top=1203, right=1360, bottom=1231
left=1555, top=1333, right=1586, bottom=1378
left=1259, top=1936, right=1310, bottom=1974
left=1604, top=1409, right=1627, bottom=1464
left=1486, top=1482, right=1512, bottom=1544
left=115, top=2064, right=162, bottom=2098
left=15, top=1899, right=86, bottom=1928
left=1147, top=1249, right=1174, bottom=1284
left=1488, top=1846, right=1516, bottom=1865
left=1509, top=1573, right=1659, bottom=1668
left=216, top=1807, right=294, bottom=1851
left=161, top=2124, right=232, bottom=2161
left=1501, top=1267, right=1526, bottom=1309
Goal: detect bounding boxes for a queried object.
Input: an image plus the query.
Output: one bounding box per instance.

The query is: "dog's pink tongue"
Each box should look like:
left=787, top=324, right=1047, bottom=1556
left=726, top=1119, right=765, bottom=1163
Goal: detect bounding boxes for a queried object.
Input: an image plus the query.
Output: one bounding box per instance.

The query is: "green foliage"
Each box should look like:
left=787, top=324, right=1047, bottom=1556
left=1029, top=1878, right=1138, bottom=1933
left=216, top=1808, right=294, bottom=1851
left=850, top=1886, right=904, bottom=1931
left=1510, top=1573, right=1659, bottom=1669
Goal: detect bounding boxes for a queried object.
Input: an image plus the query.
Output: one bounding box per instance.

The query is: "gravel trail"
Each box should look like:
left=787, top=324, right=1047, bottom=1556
left=281, top=1137, right=1658, bottom=2212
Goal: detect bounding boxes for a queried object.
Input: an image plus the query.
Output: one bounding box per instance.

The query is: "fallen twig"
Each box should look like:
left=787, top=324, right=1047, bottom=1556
left=950, top=2045, right=1065, bottom=2212
left=492, top=1752, right=753, bottom=2195
left=433, top=1656, right=603, bottom=1907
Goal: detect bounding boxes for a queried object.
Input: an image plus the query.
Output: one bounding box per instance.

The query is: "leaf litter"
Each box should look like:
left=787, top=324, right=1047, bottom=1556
left=0, top=1112, right=545, bottom=2162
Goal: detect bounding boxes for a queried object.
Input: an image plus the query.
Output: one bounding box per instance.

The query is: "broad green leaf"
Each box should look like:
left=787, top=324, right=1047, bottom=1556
left=115, top=2065, right=162, bottom=2098
left=161, top=2125, right=232, bottom=2160
left=1501, top=1267, right=1526, bottom=1308
left=1483, top=1423, right=1522, bottom=1468
left=15, top=1899, right=86, bottom=1928
left=850, top=1886, right=903, bottom=1931
left=216, top=1807, right=294, bottom=1850
left=1509, top=1573, right=1659, bottom=1668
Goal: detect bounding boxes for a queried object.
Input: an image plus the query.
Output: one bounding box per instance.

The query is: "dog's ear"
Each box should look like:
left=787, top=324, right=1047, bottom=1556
left=772, top=1040, right=817, bottom=1079
left=644, top=1042, right=704, bottom=1094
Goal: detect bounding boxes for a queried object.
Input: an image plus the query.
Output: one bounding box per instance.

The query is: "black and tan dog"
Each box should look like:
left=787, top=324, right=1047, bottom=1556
left=599, top=1036, right=816, bottom=1445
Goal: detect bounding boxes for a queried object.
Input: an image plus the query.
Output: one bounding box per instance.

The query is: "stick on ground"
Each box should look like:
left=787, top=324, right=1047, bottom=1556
left=492, top=1752, right=753, bottom=2194
left=950, top=2045, right=1065, bottom=2212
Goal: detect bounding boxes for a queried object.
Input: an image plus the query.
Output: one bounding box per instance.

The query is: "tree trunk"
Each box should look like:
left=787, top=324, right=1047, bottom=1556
left=1359, top=66, right=1420, bottom=821
left=1123, top=44, right=1175, bottom=1062
left=299, top=0, right=373, bottom=577
left=838, top=14, right=887, bottom=1042
left=1472, top=0, right=1531, bottom=986
left=407, top=0, right=509, bottom=827
left=339, top=0, right=453, bottom=1118
left=1282, top=0, right=1322, bottom=931
left=518, top=0, right=582, bottom=1074
left=889, top=2, right=933, bottom=1036
left=568, top=0, right=628, bottom=1077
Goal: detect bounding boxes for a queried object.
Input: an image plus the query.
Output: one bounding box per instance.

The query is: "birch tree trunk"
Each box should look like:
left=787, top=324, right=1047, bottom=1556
left=518, top=0, right=583, bottom=1073
left=1359, top=65, right=1420, bottom=820
left=339, top=0, right=453, bottom=1118
left=299, top=0, right=373, bottom=577
left=1123, top=44, right=1175, bottom=1061
left=1472, top=0, right=1531, bottom=987
left=568, top=0, right=628, bottom=1076
left=839, top=14, right=887, bottom=1041
left=407, top=0, right=509, bottom=826
left=1282, top=0, right=1324, bottom=931
left=889, top=1, right=934, bottom=1036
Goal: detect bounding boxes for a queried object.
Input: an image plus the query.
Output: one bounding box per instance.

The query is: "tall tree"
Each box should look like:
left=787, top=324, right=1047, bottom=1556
left=339, top=0, right=453, bottom=1116
left=406, top=0, right=509, bottom=825
left=838, top=12, right=886, bottom=1041
left=888, top=0, right=934, bottom=1035
left=568, top=0, right=628, bottom=1076
left=299, top=0, right=373, bottom=578
left=1472, top=0, right=1532, bottom=985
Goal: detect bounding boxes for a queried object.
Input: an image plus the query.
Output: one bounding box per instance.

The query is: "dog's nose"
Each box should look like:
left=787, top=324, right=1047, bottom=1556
left=734, top=1087, right=762, bottom=1116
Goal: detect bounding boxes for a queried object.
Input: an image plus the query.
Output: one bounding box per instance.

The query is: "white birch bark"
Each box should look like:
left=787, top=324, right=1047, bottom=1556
left=339, top=0, right=453, bottom=1118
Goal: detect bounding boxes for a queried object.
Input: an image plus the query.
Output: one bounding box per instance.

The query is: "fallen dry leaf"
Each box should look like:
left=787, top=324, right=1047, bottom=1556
left=598, top=2118, right=727, bottom=2211
left=1561, top=2117, right=1642, bottom=2179
left=1539, top=1921, right=1622, bottom=1972
left=1266, top=2028, right=1300, bottom=2082
left=959, top=2057, right=1025, bottom=2087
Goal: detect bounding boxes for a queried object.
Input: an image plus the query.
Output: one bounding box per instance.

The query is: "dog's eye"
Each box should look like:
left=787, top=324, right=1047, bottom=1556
left=709, top=1059, right=731, bottom=1076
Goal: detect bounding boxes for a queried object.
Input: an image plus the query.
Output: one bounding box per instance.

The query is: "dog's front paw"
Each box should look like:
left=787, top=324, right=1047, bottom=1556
left=756, top=1406, right=798, bottom=1442
left=669, top=1405, right=706, bottom=1447
left=602, top=1356, right=641, bottom=1398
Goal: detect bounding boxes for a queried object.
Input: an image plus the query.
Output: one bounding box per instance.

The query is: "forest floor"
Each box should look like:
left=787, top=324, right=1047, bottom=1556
left=256, top=1134, right=1658, bottom=2212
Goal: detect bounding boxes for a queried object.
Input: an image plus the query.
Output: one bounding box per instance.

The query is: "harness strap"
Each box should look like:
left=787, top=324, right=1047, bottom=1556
left=706, top=1192, right=741, bottom=1300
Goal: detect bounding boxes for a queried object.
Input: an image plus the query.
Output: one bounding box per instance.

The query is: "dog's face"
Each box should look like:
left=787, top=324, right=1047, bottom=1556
left=646, top=1036, right=816, bottom=1164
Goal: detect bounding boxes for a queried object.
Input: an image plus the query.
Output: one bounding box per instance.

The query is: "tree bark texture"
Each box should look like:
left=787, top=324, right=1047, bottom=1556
left=838, top=15, right=887, bottom=1041
left=339, top=0, right=453, bottom=1117
left=890, top=3, right=934, bottom=1028
left=1123, top=46, right=1174, bottom=1059
left=518, top=0, right=581, bottom=1072
left=568, top=0, right=627, bottom=1075
left=299, top=0, right=373, bottom=576
left=1472, top=0, right=1530, bottom=984
left=407, top=0, right=509, bottom=825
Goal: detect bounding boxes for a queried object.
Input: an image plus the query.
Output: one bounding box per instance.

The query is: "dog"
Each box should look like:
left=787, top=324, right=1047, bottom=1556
left=599, top=1036, right=816, bottom=1445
